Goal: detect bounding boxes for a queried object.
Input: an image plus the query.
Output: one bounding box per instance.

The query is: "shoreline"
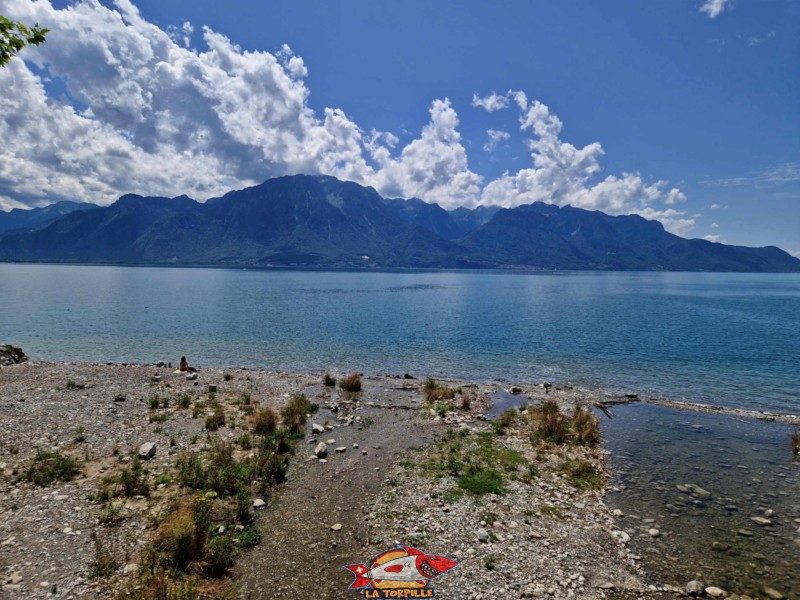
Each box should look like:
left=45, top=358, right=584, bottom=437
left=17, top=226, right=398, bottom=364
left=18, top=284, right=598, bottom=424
left=1, top=361, right=796, bottom=599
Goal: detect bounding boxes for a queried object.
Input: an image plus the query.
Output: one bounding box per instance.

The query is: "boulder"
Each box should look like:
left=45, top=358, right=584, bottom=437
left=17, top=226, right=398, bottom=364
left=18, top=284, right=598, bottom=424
left=311, top=424, right=325, bottom=434
left=314, top=442, right=328, bottom=458
left=705, top=586, right=726, bottom=598
left=0, top=345, right=27, bottom=366
left=686, top=581, right=704, bottom=596
left=253, top=498, right=266, bottom=509
left=138, top=442, right=156, bottom=460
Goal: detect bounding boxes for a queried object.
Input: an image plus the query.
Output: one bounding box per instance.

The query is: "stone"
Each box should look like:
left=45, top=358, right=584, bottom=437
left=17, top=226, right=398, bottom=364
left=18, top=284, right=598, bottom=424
left=0, top=345, right=27, bottom=366
left=612, top=530, right=630, bottom=544
left=253, top=498, right=266, bottom=509
left=123, top=563, right=139, bottom=575
left=750, top=516, right=772, bottom=526
left=6, top=573, right=22, bottom=585
left=648, top=528, right=661, bottom=538
left=737, top=529, right=754, bottom=537
left=326, top=438, right=336, bottom=445
left=335, top=447, right=347, bottom=453
left=314, top=442, right=328, bottom=458
left=331, top=523, right=342, bottom=531
left=353, top=443, right=359, bottom=449
left=138, top=442, right=156, bottom=460
left=477, top=528, right=490, bottom=543
left=686, top=580, right=704, bottom=596
left=762, top=587, right=784, bottom=599
left=312, top=424, right=325, bottom=434
left=705, top=586, right=726, bottom=598
left=186, top=372, right=198, bottom=380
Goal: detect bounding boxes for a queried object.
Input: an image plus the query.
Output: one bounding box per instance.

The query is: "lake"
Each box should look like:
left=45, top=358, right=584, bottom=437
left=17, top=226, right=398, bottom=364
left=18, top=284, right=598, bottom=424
left=1, top=264, right=798, bottom=414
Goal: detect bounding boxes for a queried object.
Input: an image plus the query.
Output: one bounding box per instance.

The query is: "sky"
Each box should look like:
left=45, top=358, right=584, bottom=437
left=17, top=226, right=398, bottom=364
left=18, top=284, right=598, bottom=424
left=0, top=0, right=798, bottom=254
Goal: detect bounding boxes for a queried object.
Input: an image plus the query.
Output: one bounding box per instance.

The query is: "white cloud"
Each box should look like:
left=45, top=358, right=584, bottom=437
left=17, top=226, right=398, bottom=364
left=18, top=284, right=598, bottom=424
left=483, top=129, right=510, bottom=152
left=711, top=222, right=719, bottom=228
left=701, top=163, right=800, bottom=188
left=0, top=0, right=691, bottom=235
left=471, top=92, right=509, bottom=113
left=479, top=96, right=693, bottom=234
left=700, top=0, right=729, bottom=19
left=789, top=249, right=800, bottom=259
left=702, top=234, right=722, bottom=243
left=710, top=203, right=722, bottom=209
left=747, top=36, right=761, bottom=47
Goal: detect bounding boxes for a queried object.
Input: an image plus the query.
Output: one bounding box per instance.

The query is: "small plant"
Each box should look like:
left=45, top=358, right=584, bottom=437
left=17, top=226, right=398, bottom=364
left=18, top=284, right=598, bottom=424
left=323, top=372, right=336, bottom=387
left=98, top=500, right=124, bottom=525
left=177, top=394, right=191, bottom=409
left=484, top=555, right=499, bottom=571
left=237, top=432, right=254, bottom=450
left=74, top=426, right=87, bottom=443
left=559, top=459, right=604, bottom=491
left=457, top=467, right=505, bottom=496
left=161, top=397, right=170, bottom=409
left=114, top=394, right=126, bottom=402
left=281, top=394, right=314, bottom=435
left=460, top=394, right=472, bottom=411
left=66, top=380, right=84, bottom=390
left=119, top=457, right=150, bottom=497
left=237, top=525, right=262, bottom=549
left=236, top=488, right=252, bottom=525
left=572, top=406, right=601, bottom=446
left=27, top=450, right=79, bottom=486
left=339, top=373, right=362, bottom=392
left=149, top=413, right=168, bottom=423
left=89, top=532, right=119, bottom=578
left=252, top=407, right=278, bottom=436
left=149, top=395, right=160, bottom=410
left=240, top=392, right=252, bottom=406
left=224, top=373, right=233, bottom=382
left=492, top=409, right=518, bottom=435
left=530, top=400, right=569, bottom=445
left=791, top=429, right=800, bottom=455
left=190, top=434, right=199, bottom=444
left=154, top=473, right=171, bottom=486
left=205, top=409, right=226, bottom=431
left=423, top=377, right=456, bottom=402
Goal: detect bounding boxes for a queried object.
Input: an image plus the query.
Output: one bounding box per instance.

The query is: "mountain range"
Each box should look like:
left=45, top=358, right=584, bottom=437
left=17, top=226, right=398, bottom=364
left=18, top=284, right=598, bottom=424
left=0, top=175, right=798, bottom=272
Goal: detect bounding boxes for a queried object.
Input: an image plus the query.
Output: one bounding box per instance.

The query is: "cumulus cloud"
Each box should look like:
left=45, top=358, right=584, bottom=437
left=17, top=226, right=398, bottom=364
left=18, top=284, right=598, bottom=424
left=700, top=0, right=729, bottom=19
left=0, top=0, right=690, bottom=234
left=479, top=94, right=693, bottom=234
left=711, top=222, right=719, bottom=228
left=702, top=234, right=722, bottom=243
left=471, top=92, right=509, bottom=113
left=484, top=129, right=510, bottom=152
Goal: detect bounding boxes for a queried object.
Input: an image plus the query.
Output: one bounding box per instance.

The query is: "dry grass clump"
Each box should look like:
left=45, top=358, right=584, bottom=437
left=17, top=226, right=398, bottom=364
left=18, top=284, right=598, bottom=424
left=323, top=372, right=337, bottom=387
left=281, top=393, right=316, bottom=435
left=528, top=401, right=601, bottom=447
left=251, top=407, right=278, bottom=436
left=205, top=407, right=226, bottom=431
left=423, top=377, right=456, bottom=402
left=791, top=429, right=800, bottom=455
left=339, top=373, right=362, bottom=392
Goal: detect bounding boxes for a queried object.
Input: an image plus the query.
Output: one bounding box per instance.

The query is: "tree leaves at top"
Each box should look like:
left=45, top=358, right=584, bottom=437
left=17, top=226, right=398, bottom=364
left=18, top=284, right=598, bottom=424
left=0, top=16, right=49, bottom=68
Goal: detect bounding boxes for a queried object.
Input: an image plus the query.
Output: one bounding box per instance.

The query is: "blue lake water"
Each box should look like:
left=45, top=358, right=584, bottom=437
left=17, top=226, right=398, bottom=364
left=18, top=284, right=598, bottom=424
left=1, top=264, right=798, bottom=414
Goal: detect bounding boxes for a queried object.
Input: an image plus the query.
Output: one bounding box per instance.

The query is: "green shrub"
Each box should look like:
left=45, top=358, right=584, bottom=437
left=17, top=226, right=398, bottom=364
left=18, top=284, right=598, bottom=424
left=149, top=395, right=160, bottom=410
left=120, top=458, right=150, bottom=497
left=237, top=526, right=262, bottom=549
left=89, top=532, right=119, bottom=578
left=339, top=373, right=362, bottom=392
left=559, top=459, right=604, bottom=491
left=223, top=373, right=232, bottom=382
left=205, top=409, right=225, bottom=431
left=27, top=450, right=79, bottom=486
left=457, top=468, right=505, bottom=496
left=236, top=488, right=252, bottom=525
left=205, top=535, right=236, bottom=577
left=177, top=394, right=191, bottom=409
left=281, top=394, right=314, bottom=435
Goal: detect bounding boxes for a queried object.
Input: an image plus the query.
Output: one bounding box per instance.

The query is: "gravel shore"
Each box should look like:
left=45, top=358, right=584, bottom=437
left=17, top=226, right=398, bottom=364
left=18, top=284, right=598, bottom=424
left=1, top=362, right=687, bottom=599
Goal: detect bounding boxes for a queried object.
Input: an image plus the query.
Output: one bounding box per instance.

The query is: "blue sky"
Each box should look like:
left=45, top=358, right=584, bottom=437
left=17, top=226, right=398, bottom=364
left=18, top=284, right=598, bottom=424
left=2, top=0, right=798, bottom=254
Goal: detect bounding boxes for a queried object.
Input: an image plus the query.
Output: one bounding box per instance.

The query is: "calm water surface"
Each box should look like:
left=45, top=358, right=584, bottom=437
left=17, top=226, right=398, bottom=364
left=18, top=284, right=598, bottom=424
left=0, top=264, right=798, bottom=413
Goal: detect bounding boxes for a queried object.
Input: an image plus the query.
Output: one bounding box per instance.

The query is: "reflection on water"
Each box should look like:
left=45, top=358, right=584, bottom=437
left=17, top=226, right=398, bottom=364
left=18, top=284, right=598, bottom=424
left=601, top=404, right=800, bottom=598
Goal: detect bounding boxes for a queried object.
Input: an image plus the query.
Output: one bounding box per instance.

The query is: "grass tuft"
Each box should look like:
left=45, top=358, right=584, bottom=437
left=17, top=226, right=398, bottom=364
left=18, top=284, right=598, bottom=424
left=26, top=450, right=79, bottom=486
left=339, top=373, right=362, bottom=392
left=251, top=407, right=278, bottom=436
left=323, top=372, right=336, bottom=387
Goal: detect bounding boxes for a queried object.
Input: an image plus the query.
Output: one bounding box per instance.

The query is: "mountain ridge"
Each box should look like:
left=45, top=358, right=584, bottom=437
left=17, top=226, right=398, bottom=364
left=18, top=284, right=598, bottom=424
left=0, top=175, right=798, bottom=272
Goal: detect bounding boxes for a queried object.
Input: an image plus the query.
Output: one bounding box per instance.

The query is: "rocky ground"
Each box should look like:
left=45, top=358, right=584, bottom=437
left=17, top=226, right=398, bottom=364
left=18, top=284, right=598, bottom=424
left=0, top=362, right=774, bottom=600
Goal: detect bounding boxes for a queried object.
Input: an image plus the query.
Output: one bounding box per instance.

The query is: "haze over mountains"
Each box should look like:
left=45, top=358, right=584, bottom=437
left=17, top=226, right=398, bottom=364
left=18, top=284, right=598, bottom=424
left=0, top=175, right=797, bottom=272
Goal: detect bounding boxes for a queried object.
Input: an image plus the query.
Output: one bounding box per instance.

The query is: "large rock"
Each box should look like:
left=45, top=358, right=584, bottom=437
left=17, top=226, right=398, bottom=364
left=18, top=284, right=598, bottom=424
left=314, top=442, right=328, bottom=458
left=686, top=580, right=704, bottom=596
left=138, top=442, right=156, bottom=460
left=0, top=345, right=27, bottom=366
